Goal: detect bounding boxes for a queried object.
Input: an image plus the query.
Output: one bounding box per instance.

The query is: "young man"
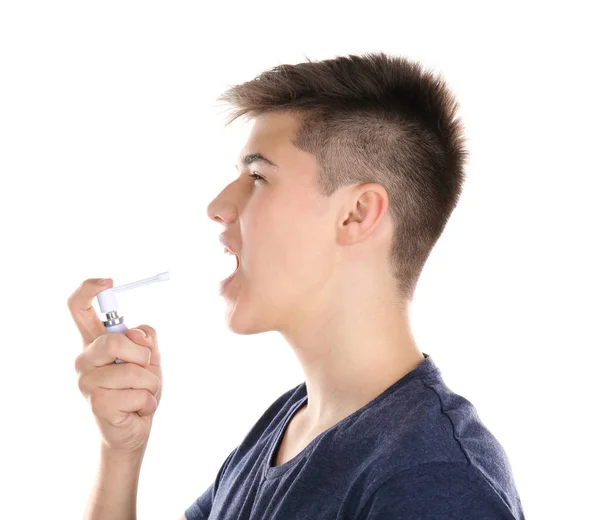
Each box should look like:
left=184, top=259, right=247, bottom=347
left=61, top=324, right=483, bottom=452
left=187, top=52, right=525, bottom=518
left=71, top=52, right=525, bottom=519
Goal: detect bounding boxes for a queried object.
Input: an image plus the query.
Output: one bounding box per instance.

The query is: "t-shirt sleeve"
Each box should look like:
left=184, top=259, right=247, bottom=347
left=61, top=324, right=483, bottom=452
left=184, top=446, right=238, bottom=520
left=356, top=461, right=515, bottom=520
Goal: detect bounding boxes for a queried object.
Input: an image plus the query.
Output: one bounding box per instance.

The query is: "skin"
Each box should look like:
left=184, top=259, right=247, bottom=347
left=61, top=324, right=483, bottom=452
left=206, top=111, right=425, bottom=441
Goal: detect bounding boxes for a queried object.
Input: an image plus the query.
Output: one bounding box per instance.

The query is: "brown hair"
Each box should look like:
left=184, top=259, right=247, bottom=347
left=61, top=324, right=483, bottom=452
left=215, top=51, right=469, bottom=302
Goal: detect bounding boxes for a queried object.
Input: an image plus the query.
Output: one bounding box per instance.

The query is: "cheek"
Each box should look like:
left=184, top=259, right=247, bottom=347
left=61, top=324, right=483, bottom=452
left=247, top=186, right=301, bottom=235
left=241, top=194, right=286, bottom=275
left=243, top=188, right=329, bottom=283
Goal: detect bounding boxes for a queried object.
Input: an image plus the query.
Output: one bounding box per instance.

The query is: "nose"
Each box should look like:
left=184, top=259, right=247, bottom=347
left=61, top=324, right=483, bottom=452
left=206, top=196, right=219, bottom=222
left=206, top=182, right=237, bottom=225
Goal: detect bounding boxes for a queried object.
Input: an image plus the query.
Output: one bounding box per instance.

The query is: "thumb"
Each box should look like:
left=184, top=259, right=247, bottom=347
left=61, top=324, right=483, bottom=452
left=126, top=325, right=161, bottom=366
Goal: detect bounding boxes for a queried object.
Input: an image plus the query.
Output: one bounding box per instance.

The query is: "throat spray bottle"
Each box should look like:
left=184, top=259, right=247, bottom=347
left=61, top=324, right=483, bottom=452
left=96, top=271, right=170, bottom=363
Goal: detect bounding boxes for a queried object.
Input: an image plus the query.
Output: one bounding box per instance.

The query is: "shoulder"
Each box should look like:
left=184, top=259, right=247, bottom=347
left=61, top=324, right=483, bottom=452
left=356, top=461, right=517, bottom=519
left=344, top=374, right=523, bottom=518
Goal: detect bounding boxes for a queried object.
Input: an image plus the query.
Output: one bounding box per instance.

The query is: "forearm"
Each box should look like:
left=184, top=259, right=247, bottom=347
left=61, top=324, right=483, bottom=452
left=83, top=443, right=146, bottom=520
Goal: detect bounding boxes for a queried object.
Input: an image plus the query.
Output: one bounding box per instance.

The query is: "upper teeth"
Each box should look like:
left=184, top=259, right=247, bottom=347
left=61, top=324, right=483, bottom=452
left=224, top=248, right=235, bottom=256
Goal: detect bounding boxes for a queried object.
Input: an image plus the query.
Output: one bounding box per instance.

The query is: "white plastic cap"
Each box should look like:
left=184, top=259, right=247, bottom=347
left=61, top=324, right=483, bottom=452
left=96, top=272, right=170, bottom=316
left=97, top=287, right=118, bottom=314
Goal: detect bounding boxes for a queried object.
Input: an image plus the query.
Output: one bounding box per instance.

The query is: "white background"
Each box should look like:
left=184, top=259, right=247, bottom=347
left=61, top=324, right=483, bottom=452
left=1, top=1, right=598, bottom=519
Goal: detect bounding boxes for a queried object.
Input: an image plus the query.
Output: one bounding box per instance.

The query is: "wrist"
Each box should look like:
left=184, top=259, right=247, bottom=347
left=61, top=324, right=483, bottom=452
left=100, top=442, right=147, bottom=465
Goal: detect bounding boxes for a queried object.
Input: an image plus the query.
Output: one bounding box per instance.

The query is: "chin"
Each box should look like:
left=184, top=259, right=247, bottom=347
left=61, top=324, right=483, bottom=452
left=223, top=305, right=273, bottom=335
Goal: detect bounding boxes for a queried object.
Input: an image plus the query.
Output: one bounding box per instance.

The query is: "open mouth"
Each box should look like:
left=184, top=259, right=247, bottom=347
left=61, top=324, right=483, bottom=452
left=221, top=250, right=240, bottom=286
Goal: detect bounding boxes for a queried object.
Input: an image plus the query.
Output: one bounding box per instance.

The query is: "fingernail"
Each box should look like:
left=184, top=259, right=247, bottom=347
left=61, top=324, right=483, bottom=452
left=98, top=278, right=110, bottom=285
left=131, top=328, right=147, bottom=338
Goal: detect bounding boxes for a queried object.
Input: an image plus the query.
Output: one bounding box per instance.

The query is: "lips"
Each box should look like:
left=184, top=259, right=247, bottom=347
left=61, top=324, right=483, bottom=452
left=219, top=234, right=239, bottom=256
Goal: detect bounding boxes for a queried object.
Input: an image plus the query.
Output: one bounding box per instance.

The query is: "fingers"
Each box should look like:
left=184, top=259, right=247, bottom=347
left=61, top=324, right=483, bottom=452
left=67, top=278, right=114, bottom=346
left=89, top=388, right=159, bottom=425
left=125, top=325, right=161, bottom=367
left=79, top=362, right=161, bottom=397
left=75, top=332, right=152, bottom=373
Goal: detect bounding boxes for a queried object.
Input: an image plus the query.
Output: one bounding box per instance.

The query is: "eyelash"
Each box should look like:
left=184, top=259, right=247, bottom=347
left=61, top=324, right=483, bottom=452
left=249, top=172, right=265, bottom=183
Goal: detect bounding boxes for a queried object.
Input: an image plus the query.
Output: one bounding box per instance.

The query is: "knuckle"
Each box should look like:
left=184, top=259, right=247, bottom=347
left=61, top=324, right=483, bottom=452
left=67, top=280, right=89, bottom=306
left=77, top=373, right=88, bottom=394
left=153, top=374, right=161, bottom=394
left=135, top=389, right=149, bottom=409
left=146, top=390, right=158, bottom=410
left=142, top=324, right=156, bottom=336
left=74, top=353, right=83, bottom=374
left=66, top=294, right=77, bottom=311
left=140, top=325, right=157, bottom=345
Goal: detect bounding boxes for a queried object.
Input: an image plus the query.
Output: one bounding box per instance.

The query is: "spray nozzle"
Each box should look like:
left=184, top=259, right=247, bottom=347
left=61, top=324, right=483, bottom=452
left=113, top=271, right=170, bottom=293
left=97, top=271, right=170, bottom=314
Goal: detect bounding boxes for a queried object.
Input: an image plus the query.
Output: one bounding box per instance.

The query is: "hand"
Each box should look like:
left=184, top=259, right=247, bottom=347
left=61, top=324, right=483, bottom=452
left=68, top=278, right=163, bottom=454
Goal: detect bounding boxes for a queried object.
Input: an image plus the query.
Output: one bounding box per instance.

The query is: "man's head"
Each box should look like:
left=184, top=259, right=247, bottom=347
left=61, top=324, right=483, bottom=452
left=206, top=52, right=468, bottom=336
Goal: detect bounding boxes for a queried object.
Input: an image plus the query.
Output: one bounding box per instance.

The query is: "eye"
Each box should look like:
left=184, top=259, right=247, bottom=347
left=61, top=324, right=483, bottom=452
left=248, top=172, right=265, bottom=183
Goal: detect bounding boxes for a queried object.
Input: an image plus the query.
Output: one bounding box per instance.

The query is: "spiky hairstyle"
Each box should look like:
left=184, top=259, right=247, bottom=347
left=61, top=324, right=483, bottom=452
left=216, top=52, right=469, bottom=302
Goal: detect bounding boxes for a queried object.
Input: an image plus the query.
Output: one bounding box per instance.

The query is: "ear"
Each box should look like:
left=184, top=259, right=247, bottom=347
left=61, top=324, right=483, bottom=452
left=338, top=183, right=389, bottom=246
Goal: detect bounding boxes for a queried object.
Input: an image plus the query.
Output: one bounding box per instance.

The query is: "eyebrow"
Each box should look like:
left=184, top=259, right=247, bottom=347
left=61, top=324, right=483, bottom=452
left=235, top=153, right=279, bottom=170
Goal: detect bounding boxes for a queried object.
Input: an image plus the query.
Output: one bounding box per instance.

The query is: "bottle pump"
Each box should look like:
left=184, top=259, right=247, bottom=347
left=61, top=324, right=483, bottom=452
left=96, top=271, right=170, bottom=363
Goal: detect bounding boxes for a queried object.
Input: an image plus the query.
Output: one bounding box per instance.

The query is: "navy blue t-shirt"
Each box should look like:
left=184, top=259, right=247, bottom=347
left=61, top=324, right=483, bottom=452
left=185, top=353, right=525, bottom=519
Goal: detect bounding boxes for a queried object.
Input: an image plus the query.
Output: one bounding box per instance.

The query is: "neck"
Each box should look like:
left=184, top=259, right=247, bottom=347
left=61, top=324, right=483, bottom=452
left=279, top=293, right=424, bottom=432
